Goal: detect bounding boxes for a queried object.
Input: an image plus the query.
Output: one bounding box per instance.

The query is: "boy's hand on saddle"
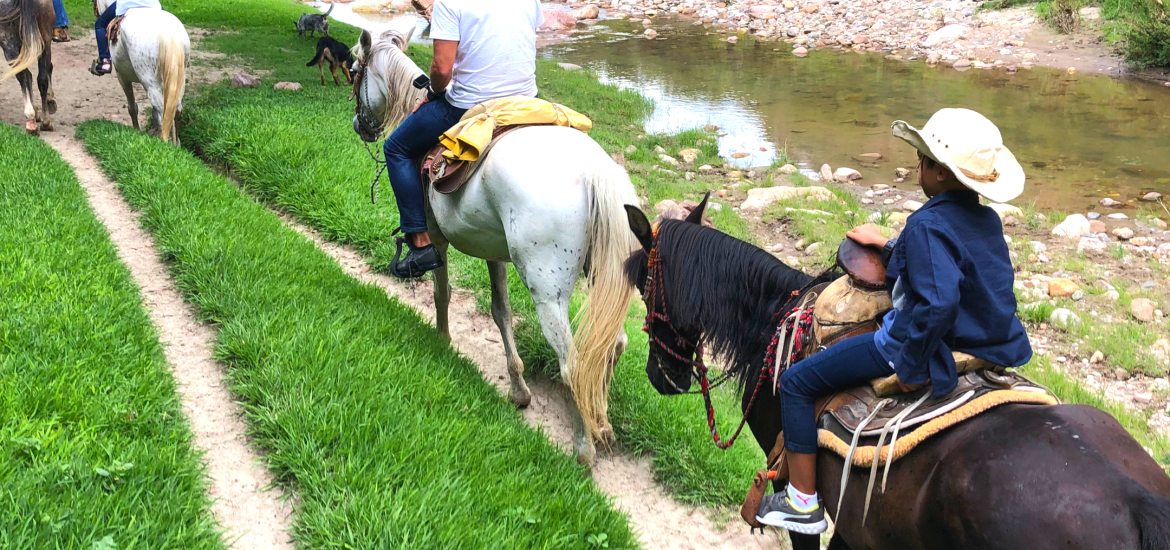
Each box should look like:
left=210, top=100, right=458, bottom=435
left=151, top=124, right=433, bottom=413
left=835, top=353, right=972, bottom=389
left=847, top=224, right=889, bottom=249
left=897, top=379, right=925, bottom=393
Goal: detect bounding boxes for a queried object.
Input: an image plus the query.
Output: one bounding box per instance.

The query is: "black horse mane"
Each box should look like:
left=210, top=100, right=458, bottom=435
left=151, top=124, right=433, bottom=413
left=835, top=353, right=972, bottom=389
left=625, top=219, right=840, bottom=391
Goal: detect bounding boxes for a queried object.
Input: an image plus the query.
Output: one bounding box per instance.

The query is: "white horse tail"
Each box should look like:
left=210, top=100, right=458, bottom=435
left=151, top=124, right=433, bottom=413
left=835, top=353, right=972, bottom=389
left=1, top=0, right=46, bottom=80
left=571, top=161, right=639, bottom=442
left=156, top=28, right=185, bottom=142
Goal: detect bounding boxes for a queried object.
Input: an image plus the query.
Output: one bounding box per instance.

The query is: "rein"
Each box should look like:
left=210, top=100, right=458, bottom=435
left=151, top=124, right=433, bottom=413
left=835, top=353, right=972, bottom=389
left=351, top=61, right=389, bottom=204
left=642, top=228, right=826, bottom=450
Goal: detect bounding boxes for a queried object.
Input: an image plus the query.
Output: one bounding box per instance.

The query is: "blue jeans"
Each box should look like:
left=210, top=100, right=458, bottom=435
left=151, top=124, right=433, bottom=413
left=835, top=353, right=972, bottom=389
left=53, top=0, right=68, bottom=27
left=95, top=3, right=116, bottom=60
left=383, top=97, right=467, bottom=234
left=779, top=332, right=894, bottom=454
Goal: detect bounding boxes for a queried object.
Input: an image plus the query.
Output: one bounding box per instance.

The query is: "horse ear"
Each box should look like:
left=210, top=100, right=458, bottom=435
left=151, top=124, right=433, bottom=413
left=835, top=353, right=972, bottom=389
left=684, top=191, right=711, bottom=225
left=359, top=30, right=373, bottom=57
left=625, top=205, right=655, bottom=253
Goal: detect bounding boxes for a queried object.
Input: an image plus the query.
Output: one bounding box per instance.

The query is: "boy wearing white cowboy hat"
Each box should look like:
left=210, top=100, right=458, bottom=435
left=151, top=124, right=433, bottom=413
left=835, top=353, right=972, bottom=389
left=755, top=108, right=1033, bottom=534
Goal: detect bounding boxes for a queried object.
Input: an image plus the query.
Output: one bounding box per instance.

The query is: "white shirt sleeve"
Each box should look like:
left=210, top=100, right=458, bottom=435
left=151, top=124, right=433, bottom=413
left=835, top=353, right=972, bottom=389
left=533, top=0, right=545, bottom=30
left=431, top=0, right=460, bottom=41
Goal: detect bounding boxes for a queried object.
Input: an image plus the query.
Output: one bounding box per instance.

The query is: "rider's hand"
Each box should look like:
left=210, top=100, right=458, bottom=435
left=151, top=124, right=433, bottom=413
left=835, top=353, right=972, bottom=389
left=897, top=379, right=925, bottom=393
left=847, top=224, right=889, bottom=249
left=412, top=97, right=428, bottom=113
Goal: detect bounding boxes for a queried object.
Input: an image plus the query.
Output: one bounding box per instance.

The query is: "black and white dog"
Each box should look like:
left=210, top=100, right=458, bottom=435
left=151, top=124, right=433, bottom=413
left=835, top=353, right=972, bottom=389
left=306, top=36, right=356, bottom=86
left=296, top=3, right=332, bottom=38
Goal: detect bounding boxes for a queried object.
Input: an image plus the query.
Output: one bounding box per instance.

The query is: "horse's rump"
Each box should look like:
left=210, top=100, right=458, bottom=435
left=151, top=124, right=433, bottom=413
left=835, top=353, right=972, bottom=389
left=0, top=0, right=49, bottom=80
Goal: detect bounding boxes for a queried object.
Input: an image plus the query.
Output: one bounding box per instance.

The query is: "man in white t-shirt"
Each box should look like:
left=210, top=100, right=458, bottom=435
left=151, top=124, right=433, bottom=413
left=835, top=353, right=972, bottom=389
left=382, top=0, right=544, bottom=279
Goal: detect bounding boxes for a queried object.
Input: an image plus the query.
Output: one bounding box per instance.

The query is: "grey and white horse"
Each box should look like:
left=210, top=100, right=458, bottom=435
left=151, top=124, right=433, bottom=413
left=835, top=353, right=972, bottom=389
left=351, top=29, right=638, bottom=465
left=96, top=0, right=188, bottom=143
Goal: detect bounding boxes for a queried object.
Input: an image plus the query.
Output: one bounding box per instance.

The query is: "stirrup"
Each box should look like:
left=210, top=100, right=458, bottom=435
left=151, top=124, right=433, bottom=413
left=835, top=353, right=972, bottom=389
left=89, top=59, right=112, bottom=76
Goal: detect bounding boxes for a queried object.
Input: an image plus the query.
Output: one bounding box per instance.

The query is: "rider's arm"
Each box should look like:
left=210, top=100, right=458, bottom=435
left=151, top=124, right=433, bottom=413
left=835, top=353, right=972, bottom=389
left=891, top=219, right=963, bottom=388
left=430, top=39, right=457, bottom=96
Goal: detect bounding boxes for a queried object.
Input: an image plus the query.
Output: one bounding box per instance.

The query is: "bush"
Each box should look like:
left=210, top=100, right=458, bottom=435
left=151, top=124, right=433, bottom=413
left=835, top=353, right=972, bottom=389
left=1124, top=20, right=1170, bottom=67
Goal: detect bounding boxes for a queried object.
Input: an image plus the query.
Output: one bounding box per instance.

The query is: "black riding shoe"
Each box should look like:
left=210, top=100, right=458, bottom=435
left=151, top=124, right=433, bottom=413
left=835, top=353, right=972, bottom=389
left=390, top=237, right=443, bottom=279
left=756, top=491, right=828, bottom=535
left=89, top=58, right=112, bottom=76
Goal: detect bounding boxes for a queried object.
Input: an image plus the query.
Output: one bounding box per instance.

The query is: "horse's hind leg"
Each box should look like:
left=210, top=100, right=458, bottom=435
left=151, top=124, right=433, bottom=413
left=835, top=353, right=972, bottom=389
left=487, top=261, right=531, bottom=408
left=17, top=70, right=37, bottom=134
left=431, top=242, right=452, bottom=341
left=36, top=51, right=54, bottom=131
left=597, top=330, right=626, bottom=443
left=120, top=78, right=139, bottom=131
left=145, top=85, right=164, bottom=136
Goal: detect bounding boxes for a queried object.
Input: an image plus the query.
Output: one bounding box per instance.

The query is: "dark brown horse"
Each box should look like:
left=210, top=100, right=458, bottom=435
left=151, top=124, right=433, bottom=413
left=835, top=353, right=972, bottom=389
left=623, top=198, right=1170, bottom=550
left=1, top=0, right=54, bottom=133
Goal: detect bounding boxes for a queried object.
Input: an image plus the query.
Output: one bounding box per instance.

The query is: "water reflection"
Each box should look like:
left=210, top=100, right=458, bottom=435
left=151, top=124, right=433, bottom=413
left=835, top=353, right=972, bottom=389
left=543, top=18, right=1170, bottom=209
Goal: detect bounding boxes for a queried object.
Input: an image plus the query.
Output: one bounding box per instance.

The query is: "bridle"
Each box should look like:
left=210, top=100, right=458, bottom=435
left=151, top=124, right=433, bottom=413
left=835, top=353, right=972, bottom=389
left=350, top=60, right=389, bottom=204
left=641, top=226, right=823, bottom=450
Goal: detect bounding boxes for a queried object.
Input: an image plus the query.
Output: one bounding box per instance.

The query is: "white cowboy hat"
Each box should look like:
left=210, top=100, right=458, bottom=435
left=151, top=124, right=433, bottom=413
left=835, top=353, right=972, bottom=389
left=892, top=108, right=1025, bottom=204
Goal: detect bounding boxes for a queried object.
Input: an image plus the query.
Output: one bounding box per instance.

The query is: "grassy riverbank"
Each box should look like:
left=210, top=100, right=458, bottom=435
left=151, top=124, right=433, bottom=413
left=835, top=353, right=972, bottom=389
left=0, top=125, right=223, bottom=549
left=77, top=119, right=639, bottom=549
left=986, top=0, right=1170, bottom=67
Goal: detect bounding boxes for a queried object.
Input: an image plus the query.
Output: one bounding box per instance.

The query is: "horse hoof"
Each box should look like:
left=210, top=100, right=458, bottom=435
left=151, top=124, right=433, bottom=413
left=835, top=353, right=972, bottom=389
left=575, top=447, right=596, bottom=468
left=510, top=387, right=532, bottom=409
left=40, top=122, right=53, bottom=132
left=25, top=120, right=38, bottom=134
left=597, top=423, right=616, bottom=445
left=47, top=100, right=57, bottom=115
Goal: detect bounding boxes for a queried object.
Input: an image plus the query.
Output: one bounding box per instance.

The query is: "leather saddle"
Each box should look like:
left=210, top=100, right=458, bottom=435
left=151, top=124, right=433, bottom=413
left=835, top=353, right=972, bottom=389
left=107, top=15, right=126, bottom=47
left=419, top=124, right=541, bottom=195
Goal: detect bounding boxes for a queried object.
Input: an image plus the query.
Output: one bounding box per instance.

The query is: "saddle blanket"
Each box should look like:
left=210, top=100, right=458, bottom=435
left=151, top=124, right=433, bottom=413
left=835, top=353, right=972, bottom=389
left=438, top=96, right=592, bottom=162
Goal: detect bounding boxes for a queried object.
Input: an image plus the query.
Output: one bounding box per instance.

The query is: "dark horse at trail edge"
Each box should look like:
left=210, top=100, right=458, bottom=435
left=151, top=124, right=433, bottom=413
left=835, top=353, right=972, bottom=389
left=623, top=197, right=1170, bottom=550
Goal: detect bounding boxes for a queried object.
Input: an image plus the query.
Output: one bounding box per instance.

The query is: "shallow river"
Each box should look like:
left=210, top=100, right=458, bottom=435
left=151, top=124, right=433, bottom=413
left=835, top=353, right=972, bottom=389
left=341, top=5, right=1170, bottom=211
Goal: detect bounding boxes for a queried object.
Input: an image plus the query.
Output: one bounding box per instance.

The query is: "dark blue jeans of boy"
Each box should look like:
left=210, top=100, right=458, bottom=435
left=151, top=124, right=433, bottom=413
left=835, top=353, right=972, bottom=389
left=53, top=0, right=68, bottom=27
left=95, top=3, right=116, bottom=60
left=779, top=332, right=895, bottom=454
left=383, top=97, right=467, bottom=234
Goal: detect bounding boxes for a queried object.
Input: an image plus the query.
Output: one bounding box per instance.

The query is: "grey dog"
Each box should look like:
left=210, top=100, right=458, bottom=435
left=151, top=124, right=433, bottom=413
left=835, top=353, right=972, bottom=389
left=296, top=3, right=332, bottom=38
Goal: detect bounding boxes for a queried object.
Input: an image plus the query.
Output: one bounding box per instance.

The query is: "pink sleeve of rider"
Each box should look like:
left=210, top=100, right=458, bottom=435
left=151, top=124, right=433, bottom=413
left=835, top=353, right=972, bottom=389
left=430, top=0, right=460, bottom=41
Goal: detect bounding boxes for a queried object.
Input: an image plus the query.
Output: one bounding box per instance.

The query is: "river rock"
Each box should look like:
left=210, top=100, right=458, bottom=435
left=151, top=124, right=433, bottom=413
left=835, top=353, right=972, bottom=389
left=988, top=203, right=1023, bottom=220
left=740, top=186, right=836, bottom=211
left=793, top=46, right=809, bottom=57
left=1048, top=308, right=1080, bottom=330
left=1087, top=211, right=1101, bottom=220
left=231, top=73, right=261, bottom=88
left=644, top=28, right=658, bottom=38
left=903, top=200, right=923, bottom=212
left=659, top=154, right=680, bottom=166
left=834, top=167, right=862, bottom=182
left=1141, top=192, right=1163, bottom=202
left=1141, top=281, right=1156, bottom=290
left=1131, top=298, right=1156, bottom=323
left=1100, top=197, right=1123, bottom=207
left=1052, top=214, right=1090, bottom=239
left=1151, top=218, right=1168, bottom=229
left=1089, top=220, right=1107, bottom=233
left=678, top=148, right=701, bottom=164
left=1112, top=227, right=1135, bottom=240
left=654, top=199, right=678, bottom=213
left=1090, top=350, right=1105, bottom=364
left=778, top=164, right=799, bottom=174
left=819, top=164, right=833, bottom=182
left=273, top=82, right=301, bottom=91
left=894, top=167, right=911, bottom=178
left=802, top=4, right=819, bottom=13
left=1048, top=278, right=1080, bottom=297
left=1131, top=237, right=1153, bottom=247
left=1078, top=236, right=1108, bottom=255
left=570, top=4, right=599, bottom=19
left=925, top=24, right=971, bottom=47
left=952, top=59, right=971, bottom=69
left=625, top=144, right=636, bottom=154
left=540, top=8, right=578, bottom=31
left=1107, top=213, right=1129, bottom=221
left=805, top=242, right=824, bottom=254
left=557, top=62, right=583, bottom=71
left=727, top=36, right=739, bottom=43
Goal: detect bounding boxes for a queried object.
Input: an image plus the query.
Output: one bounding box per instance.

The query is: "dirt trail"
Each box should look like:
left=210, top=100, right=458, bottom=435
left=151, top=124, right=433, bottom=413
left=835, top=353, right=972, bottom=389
left=2, top=32, right=294, bottom=550
left=2, top=25, right=786, bottom=550
left=283, top=218, right=784, bottom=550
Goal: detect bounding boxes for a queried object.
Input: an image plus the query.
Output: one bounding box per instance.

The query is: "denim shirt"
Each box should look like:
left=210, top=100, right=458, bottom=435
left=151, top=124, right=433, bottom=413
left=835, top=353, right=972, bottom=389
left=873, top=189, right=1032, bottom=397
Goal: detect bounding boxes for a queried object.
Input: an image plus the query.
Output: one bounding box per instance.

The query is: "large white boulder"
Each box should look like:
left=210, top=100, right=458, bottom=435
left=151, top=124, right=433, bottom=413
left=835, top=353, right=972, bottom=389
left=740, top=186, right=836, bottom=211
left=1051, top=214, right=1090, bottom=239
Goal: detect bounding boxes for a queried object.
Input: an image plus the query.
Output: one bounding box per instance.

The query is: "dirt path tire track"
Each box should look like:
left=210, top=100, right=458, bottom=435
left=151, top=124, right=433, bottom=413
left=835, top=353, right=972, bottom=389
left=37, top=132, right=297, bottom=550
left=1, top=30, right=295, bottom=550
left=283, top=218, right=782, bottom=550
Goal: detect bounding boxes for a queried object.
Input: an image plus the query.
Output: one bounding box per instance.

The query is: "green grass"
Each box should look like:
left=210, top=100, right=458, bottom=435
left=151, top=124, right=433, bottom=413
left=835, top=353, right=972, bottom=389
left=77, top=120, right=638, bottom=549
left=120, top=0, right=768, bottom=506
left=0, top=124, right=223, bottom=549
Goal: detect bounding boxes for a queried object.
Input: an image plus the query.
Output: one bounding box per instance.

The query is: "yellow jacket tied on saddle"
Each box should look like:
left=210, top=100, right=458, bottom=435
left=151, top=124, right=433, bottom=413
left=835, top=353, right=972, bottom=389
left=438, top=96, right=592, bottom=161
